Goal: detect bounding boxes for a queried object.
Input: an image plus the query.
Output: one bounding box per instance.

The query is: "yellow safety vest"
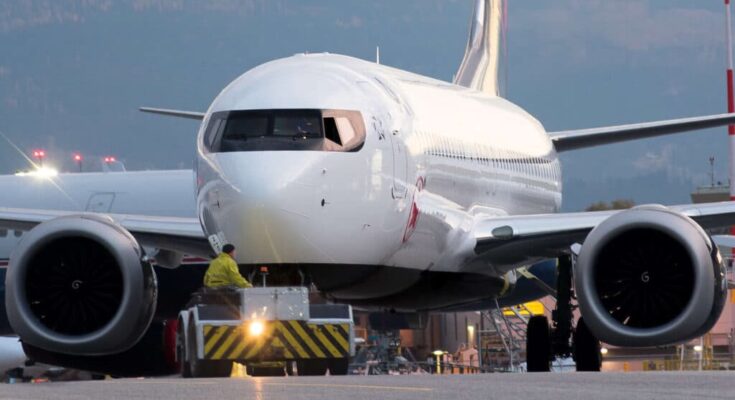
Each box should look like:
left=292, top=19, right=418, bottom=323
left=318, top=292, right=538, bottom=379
left=203, top=253, right=252, bottom=289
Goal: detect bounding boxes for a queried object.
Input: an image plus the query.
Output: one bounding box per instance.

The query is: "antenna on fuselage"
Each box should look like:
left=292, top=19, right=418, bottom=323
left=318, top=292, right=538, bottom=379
left=376, top=46, right=380, bottom=64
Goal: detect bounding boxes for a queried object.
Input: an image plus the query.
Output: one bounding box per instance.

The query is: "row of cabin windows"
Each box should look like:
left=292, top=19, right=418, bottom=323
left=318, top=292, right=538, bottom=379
left=416, top=131, right=560, bottom=182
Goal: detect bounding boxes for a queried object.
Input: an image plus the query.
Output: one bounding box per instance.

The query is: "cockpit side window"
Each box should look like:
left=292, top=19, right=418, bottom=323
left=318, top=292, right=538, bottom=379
left=324, top=117, right=342, bottom=145
left=204, top=117, right=224, bottom=150
left=322, top=110, right=365, bottom=152
left=205, top=109, right=365, bottom=153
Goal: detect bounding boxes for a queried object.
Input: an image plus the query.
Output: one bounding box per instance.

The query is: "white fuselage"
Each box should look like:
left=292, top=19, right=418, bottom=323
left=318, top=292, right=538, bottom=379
left=196, top=54, right=561, bottom=278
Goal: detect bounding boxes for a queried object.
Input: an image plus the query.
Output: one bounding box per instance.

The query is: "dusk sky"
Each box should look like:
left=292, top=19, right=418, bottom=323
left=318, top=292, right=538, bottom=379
left=0, top=0, right=731, bottom=210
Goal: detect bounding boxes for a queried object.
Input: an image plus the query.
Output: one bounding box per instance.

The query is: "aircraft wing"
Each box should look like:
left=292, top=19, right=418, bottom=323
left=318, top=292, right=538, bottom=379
left=0, top=207, right=212, bottom=258
left=473, top=201, right=735, bottom=267
left=550, top=113, right=735, bottom=152
left=139, top=107, right=205, bottom=120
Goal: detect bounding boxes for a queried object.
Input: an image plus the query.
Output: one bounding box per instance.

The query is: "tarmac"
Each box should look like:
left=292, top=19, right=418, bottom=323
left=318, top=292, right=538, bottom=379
left=1, top=372, right=734, bottom=400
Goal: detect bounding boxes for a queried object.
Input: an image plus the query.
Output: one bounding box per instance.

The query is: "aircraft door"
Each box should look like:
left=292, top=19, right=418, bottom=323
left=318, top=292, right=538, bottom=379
left=85, top=193, right=115, bottom=212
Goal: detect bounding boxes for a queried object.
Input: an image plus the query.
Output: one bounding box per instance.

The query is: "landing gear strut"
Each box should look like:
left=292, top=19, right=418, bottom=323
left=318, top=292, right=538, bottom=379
left=526, top=255, right=601, bottom=372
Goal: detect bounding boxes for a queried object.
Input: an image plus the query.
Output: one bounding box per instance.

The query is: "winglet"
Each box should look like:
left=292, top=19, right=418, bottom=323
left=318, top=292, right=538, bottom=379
left=139, top=107, right=205, bottom=120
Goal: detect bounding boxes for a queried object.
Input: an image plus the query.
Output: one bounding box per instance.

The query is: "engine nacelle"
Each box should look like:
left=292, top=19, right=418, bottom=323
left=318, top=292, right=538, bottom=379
left=575, top=205, right=727, bottom=347
left=5, top=214, right=157, bottom=355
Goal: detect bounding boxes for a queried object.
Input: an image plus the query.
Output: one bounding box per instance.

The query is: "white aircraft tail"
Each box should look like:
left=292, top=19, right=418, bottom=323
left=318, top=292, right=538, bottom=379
left=454, top=0, right=507, bottom=97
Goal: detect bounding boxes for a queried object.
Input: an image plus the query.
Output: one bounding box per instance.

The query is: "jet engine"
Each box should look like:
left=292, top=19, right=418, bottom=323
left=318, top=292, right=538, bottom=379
left=5, top=214, right=157, bottom=356
left=575, top=205, right=727, bottom=347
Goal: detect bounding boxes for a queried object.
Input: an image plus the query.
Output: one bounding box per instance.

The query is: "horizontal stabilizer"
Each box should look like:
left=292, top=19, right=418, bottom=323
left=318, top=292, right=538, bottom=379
left=550, top=113, right=735, bottom=152
left=139, top=107, right=205, bottom=120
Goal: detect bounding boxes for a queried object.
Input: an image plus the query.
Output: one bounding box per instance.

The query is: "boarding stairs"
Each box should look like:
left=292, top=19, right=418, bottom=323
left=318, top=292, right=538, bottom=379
left=479, top=301, right=532, bottom=372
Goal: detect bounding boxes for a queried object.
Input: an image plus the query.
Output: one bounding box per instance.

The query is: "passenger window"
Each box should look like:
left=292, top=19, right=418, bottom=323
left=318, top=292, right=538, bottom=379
left=14, top=230, right=22, bottom=238
left=0, top=229, right=6, bottom=237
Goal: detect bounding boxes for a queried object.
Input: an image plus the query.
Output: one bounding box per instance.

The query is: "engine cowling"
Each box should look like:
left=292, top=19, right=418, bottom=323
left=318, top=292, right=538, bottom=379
left=5, top=214, right=157, bottom=355
left=575, top=205, right=727, bottom=347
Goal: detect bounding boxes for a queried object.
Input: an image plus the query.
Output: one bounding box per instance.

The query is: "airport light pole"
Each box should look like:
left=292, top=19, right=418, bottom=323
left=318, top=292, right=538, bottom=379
left=73, top=153, right=82, bottom=172
left=726, top=0, right=735, bottom=258
left=32, top=149, right=45, bottom=167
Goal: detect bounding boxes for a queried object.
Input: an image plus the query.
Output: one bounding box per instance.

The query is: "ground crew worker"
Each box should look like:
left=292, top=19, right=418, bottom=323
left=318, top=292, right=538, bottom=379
left=203, top=244, right=253, bottom=289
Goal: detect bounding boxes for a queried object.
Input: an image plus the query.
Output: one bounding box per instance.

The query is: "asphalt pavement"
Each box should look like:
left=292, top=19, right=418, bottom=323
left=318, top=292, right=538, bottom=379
left=1, top=372, right=734, bottom=400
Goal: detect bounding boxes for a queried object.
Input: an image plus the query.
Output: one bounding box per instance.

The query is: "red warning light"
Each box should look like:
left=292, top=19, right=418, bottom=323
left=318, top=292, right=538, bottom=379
left=32, top=150, right=46, bottom=159
left=73, top=153, right=83, bottom=172
left=104, top=156, right=116, bottom=163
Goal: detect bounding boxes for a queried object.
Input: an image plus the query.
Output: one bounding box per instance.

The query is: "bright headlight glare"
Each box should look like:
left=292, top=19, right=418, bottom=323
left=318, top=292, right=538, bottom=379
left=249, top=320, right=265, bottom=336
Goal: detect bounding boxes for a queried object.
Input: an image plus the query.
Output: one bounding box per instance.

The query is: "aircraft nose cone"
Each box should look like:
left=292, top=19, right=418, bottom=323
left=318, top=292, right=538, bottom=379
left=212, top=153, right=328, bottom=264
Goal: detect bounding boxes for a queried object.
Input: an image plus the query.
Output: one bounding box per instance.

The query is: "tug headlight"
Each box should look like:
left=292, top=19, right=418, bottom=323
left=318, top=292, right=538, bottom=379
left=249, top=320, right=265, bottom=337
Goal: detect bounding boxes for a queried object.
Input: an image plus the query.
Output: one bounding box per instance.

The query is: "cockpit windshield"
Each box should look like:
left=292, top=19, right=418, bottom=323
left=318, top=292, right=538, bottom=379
left=205, top=109, right=365, bottom=153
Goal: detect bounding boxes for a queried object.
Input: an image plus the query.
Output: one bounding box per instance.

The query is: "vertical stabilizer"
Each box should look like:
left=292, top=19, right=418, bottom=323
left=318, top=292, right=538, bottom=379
left=454, top=0, right=505, bottom=96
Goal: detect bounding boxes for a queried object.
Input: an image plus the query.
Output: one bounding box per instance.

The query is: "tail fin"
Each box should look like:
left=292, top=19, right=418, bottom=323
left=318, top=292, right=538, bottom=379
left=454, top=0, right=506, bottom=96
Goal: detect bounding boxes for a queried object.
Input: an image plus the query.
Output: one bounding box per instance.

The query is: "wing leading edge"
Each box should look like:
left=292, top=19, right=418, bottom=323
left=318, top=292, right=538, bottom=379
left=550, top=113, right=735, bottom=152
left=0, top=207, right=212, bottom=259
left=139, top=107, right=205, bottom=120
left=473, top=201, right=735, bottom=268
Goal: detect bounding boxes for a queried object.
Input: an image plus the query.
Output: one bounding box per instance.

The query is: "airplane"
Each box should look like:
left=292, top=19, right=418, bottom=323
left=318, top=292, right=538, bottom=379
left=2, top=0, right=735, bottom=375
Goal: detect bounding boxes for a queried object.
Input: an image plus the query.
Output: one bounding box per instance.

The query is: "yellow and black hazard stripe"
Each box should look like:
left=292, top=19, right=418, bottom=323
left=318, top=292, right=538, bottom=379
left=201, top=321, right=350, bottom=361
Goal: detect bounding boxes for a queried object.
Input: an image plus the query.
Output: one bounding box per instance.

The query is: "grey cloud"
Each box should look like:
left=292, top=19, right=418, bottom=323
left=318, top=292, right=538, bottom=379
left=513, top=1, right=722, bottom=64
left=633, top=144, right=675, bottom=172
left=335, top=16, right=363, bottom=29
left=632, top=143, right=708, bottom=184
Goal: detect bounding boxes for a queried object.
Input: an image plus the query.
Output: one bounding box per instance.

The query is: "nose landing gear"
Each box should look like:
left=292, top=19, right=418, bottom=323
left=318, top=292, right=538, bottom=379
left=526, top=255, right=601, bottom=372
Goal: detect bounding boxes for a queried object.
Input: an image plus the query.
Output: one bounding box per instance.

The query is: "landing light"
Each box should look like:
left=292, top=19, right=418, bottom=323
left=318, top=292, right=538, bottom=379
left=693, top=345, right=703, bottom=352
left=248, top=320, right=265, bottom=337
left=600, top=347, right=608, bottom=355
